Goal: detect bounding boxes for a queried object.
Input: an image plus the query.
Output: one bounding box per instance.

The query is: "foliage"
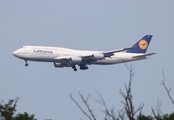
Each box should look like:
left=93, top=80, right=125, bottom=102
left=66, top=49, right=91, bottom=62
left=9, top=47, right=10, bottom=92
left=0, top=98, right=18, bottom=120
left=0, top=98, right=37, bottom=120
left=137, top=113, right=174, bottom=120
left=14, top=112, right=36, bottom=120
left=137, top=114, right=153, bottom=120
left=161, top=113, right=174, bottom=120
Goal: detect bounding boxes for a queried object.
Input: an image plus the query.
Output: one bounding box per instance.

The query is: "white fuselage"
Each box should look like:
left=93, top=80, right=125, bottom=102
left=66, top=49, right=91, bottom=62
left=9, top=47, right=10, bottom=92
left=13, top=46, right=147, bottom=66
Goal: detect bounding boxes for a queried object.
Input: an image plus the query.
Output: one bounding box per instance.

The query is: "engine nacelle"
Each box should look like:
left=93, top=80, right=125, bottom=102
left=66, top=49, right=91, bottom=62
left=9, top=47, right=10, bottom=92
left=70, top=57, right=82, bottom=64
left=92, top=53, right=104, bottom=60
left=54, top=62, right=64, bottom=68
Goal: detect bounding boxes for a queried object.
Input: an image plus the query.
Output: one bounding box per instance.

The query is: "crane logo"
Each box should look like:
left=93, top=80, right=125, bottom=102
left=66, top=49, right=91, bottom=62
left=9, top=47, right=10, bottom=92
left=139, top=40, right=148, bottom=50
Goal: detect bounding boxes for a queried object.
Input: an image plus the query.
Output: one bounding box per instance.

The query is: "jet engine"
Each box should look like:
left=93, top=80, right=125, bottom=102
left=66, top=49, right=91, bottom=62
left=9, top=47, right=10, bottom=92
left=92, top=53, right=104, bottom=60
left=54, top=62, right=64, bottom=68
left=70, top=57, right=82, bottom=64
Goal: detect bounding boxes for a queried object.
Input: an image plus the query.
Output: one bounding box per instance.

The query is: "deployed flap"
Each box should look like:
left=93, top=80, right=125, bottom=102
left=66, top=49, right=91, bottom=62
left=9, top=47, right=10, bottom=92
left=132, top=53, right=156, bottom=58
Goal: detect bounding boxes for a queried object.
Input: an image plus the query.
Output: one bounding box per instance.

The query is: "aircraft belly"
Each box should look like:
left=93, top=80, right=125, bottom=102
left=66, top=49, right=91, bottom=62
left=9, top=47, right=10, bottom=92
left=26, top=58, right=55, bottom=62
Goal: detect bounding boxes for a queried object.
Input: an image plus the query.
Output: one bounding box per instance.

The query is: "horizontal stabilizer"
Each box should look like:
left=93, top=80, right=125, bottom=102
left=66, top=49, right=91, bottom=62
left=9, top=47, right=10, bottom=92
left=132, top=53, right=156, bottom=58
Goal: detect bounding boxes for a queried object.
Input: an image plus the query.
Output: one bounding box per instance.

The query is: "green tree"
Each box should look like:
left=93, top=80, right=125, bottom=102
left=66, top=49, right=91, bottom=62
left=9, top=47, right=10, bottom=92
left=161, top=113, right=174, bottom=120
left=0, top=98, right=37, bottom=120
left=14, top=112, right=36, bottom=120
left=137, top=115, right=153, bottom=120
left=0, top=98, right=19, bottom=120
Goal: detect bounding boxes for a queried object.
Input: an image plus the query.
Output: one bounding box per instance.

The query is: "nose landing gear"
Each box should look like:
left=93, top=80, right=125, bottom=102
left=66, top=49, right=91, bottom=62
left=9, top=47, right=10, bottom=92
left=25, top=60, right=28, bottom=67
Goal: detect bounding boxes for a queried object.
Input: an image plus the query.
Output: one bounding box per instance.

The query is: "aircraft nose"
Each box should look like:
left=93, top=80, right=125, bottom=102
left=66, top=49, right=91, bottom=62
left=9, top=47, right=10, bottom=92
left=12, top=51, right=17, bottom=56
left=12, top=50, right=19, bottom=57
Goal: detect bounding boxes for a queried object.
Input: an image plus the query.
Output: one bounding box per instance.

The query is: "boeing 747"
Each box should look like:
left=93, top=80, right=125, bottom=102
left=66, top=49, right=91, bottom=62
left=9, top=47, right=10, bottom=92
left=13, top=35, right=156, bottom=71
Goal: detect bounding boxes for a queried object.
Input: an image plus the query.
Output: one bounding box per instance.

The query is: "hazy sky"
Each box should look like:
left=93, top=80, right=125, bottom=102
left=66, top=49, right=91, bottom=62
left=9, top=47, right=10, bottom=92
left=0, top=1, right=174, bottom=120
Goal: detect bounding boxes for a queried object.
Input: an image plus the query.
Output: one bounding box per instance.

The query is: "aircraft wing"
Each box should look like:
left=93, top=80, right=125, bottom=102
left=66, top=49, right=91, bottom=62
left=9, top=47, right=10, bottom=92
left=81, top=47, right=133, bottom=64
left=54, top=47, right=133, bottom=64
left=132, top=53, right=156, bottom=58
left=103, top=47, right=133, bottom=57
left=83, top=47, right=133, bottom=59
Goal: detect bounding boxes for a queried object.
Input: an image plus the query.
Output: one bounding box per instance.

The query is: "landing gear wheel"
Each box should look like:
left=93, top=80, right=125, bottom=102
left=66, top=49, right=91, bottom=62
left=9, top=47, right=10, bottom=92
left=25, top=60, right=28, bottom=67
left=85, top=66, right=88, bottom=70
left=72, top=65, right=77, bottom=71
left=79, top=65, right=88, bottom=70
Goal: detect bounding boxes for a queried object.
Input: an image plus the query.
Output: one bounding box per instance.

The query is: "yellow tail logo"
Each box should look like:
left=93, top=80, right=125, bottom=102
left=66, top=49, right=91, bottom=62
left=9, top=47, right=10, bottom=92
left=139, top=40, right=148, bottom=50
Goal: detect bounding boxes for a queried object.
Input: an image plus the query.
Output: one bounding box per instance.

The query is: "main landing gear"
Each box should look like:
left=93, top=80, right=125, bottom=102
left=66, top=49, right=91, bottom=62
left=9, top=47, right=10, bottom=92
left=72, top=65, right=89, bottom=71
left=25, top=60, right=28, bottom=67
left=80, top=65, right=88, bottom=70
left=72, top=65, right=77, bottom=71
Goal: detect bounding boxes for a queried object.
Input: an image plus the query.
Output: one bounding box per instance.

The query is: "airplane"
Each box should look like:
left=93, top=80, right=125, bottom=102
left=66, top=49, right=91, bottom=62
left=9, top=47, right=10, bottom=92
left=12, top=35, right=156, bottom=71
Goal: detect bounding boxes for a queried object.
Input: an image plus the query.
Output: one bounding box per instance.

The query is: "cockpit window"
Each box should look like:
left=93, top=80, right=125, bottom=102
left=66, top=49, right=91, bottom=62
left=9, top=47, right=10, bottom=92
left=21, top=46, right=29, bottom=49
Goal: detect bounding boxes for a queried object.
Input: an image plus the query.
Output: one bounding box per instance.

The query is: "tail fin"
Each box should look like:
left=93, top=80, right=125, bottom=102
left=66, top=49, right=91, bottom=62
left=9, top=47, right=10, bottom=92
left=126, top=35, right=153, bottom=53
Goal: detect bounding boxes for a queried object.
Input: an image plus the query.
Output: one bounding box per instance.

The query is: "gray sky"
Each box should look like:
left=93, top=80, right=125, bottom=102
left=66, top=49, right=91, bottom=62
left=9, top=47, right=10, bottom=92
left=0, top=0, right=174, bottom=119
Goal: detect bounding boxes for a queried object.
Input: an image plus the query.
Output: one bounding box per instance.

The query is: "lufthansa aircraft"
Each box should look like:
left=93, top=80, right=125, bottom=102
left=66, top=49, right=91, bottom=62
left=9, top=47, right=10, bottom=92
left=13, top=35, right=156, bottom=71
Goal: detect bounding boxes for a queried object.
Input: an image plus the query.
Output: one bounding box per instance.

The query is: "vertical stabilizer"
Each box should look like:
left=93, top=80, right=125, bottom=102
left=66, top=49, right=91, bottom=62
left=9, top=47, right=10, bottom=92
left=126, top=35, right=153, bottom=53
